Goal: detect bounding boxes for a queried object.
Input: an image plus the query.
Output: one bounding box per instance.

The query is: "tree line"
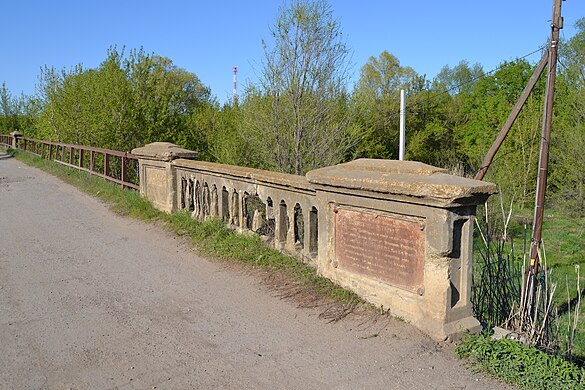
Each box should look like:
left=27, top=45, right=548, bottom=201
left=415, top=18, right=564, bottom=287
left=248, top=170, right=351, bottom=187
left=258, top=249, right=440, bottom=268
left=1, top=0, right=584, bottom=215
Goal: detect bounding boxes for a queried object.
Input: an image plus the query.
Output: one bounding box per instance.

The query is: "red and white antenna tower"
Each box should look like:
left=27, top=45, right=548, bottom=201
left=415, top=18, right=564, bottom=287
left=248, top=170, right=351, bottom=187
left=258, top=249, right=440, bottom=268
left=232, top=66, right=238, bottom=106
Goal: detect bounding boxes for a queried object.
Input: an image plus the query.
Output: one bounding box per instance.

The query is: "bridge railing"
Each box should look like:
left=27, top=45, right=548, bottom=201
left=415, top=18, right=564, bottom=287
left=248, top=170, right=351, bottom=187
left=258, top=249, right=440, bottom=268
left=2, top=134, right=139, bottom=190
left=0, top=134, right=13, bottom=148
left=131, top=142, right=498, bottom=341
left=175, top=159, right=319, bottom=263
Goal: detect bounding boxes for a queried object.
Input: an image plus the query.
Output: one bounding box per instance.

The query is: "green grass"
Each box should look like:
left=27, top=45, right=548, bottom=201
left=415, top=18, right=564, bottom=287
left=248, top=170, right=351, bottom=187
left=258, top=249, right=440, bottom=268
left=514, top=211, right=585, bottom=360
left=474, top=203, right=585, bottom=361
left=2, top=147, right=363, bottom=307
left=456, top=334, right=585, bottom=389
left=507, top=209, right=584, bottom=304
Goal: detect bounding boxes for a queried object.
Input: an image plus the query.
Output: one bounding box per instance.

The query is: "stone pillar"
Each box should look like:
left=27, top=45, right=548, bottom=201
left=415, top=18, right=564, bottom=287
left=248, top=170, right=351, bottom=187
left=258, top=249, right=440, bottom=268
left=131, top=142, right=197, bottom=213
left=238, top=190, right=246, bottom=230
left=286, top=206, right=296, bottom=252
left=306, top=159, right=497, bottom=341
left=274, top=201, right=287, bottom=251
left=302, top=208, right=312, bottom=260
left=10, top=131, right=22, bottom=149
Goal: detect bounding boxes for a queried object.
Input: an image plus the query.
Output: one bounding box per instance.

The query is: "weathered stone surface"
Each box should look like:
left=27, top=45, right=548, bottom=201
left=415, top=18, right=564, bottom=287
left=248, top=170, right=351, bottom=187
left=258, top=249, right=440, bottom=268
left=174, top=159, right=314, bottom=193
left=252, top=210, right=263, bottom=232
left=307, top=159, right=497, bottom=207
left=137, top=152, right=496, bottom=341
left=143, top=165, right=169, bottom=211
left=335, top=208, right=424, bottom=293
left=9, top=131, right=22, bottom=148
left=132, top=142, right=198, bottom=162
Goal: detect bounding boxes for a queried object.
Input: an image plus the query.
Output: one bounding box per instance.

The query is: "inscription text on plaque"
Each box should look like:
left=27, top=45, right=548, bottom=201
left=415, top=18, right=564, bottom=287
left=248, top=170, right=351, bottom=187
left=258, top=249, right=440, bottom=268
left=335, top=208, right=424, bottom=292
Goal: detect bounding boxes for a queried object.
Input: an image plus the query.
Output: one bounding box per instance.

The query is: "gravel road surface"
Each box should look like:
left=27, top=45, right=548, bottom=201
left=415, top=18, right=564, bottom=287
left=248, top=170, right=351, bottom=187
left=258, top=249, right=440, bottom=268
left=0, top=153, right=505, bottom=389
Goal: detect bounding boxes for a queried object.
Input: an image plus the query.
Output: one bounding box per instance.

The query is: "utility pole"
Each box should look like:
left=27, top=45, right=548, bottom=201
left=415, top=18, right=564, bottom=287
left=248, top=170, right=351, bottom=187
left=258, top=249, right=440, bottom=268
left=521, top=0, right=563, bottom=317
left=399, top=89, right=406, bottom=161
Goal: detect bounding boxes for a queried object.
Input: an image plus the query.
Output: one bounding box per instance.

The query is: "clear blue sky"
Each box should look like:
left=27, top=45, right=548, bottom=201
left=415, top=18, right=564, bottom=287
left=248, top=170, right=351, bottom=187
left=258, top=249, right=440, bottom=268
left=3, top=0, right=583, bottom=104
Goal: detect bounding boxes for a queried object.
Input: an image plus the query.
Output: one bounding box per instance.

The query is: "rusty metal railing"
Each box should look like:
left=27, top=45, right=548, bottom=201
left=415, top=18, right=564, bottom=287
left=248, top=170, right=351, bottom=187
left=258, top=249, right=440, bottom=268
left=0, top=134, right=13, bottom=148
left=4, top=135, right=139, bottom=190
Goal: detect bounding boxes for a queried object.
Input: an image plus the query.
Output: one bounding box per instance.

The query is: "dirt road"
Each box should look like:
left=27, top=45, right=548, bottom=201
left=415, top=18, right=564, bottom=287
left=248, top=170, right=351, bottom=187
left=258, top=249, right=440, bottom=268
left=0, top=154, right=504, bottom=389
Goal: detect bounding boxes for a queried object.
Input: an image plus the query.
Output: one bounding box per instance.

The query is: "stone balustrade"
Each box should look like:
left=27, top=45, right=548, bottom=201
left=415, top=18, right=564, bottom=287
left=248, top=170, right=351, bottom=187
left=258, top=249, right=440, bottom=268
left=132, top=142, right=497, bottom=341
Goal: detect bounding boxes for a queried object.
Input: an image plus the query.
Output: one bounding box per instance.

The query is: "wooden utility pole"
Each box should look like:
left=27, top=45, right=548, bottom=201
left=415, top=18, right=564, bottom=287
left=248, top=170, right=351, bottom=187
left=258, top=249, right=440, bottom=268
left=521, top=0, right=563, bottom=315
left=529, top=0, right=562, bottom=275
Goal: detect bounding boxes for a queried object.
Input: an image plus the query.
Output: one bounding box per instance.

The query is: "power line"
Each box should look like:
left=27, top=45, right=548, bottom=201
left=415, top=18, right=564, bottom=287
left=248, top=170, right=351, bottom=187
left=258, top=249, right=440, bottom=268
left=438, top=46, right=547, bottom=96
left=379, top=45, right=549, bottom=125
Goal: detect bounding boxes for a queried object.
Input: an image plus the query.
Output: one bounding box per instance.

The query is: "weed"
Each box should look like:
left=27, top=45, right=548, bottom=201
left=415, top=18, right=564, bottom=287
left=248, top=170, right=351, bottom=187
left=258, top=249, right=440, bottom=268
left=473, top=196, right=584, bottom=361
left=456, top=334, right=585, bottom=389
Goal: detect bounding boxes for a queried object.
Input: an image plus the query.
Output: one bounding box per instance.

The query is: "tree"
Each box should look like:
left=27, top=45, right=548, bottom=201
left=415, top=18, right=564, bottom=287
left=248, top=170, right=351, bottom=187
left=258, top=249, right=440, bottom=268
left=125, top=48, right=212, bottom=148
left=433, top=60, right=483, bottom=95
left=242, top=0, right=353, bottom=175
left=549, top=18, right=585, bottom=213
left=35, top=66, right=64, bottom=141
left=0, top=82, right=38, bottom=135
left=0, top=82, right=19, bottom=133
left=351, top=51, right=423, bottom=159
left=457, top=59, right=544, bottom=209
left=33, top=47, right=214, bottom=153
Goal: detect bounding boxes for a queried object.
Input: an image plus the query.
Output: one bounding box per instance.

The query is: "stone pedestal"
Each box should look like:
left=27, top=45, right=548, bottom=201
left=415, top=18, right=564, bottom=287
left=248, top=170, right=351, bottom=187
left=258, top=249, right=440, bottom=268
left=10, top=131, right=22, bottom=149
left=131, top=142, right=197, bottom=213
left=306, top=159, right=497, bottom=340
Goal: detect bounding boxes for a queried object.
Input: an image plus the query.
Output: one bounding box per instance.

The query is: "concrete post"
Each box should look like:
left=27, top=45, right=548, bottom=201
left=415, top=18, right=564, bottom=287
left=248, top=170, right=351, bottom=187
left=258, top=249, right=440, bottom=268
left=10, top=131, right=22, bottom=149
left=306, top=159, right=497, bottom=341
left=131, top=142, right=197, bottom=213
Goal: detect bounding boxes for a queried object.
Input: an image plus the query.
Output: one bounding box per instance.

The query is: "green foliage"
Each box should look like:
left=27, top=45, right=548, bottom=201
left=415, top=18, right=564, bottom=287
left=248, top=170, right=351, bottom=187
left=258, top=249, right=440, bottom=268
left=0, top=2, right=583, bottom=223
left=241, top=0, right=354, bottom=175
left=406, top=121, right=462, bottom=168
left=459, top=59, right=542, bottom=161
left=433, top=60, right=484, bottom=94
left=1, top=6, right=583, bottom=216
left=33, top=47, right=214, bottom=153
left=472, top=202, right=585, bottom=360
left=0, top=82, right=36, bottom=134
left=351, top=51, right=421, bottom=159
left=548, top=18, right=585, bottom=214
left=456, top=334, right=585, bottom=389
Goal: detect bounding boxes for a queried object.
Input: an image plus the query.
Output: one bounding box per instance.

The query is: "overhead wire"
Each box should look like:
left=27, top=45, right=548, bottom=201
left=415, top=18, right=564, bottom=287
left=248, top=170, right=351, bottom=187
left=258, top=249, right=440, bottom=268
left=378, top=45, right=549, bottom=125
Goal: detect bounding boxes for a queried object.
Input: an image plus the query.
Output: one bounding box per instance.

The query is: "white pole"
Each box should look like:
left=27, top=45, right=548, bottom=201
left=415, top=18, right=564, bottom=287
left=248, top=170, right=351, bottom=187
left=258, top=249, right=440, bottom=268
left=399, top=89, right=406, bottom=160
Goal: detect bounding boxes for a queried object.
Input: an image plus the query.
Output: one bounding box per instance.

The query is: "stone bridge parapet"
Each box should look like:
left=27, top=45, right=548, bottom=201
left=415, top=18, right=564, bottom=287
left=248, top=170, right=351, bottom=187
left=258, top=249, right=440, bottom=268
left=133, top=142, right=497, bottom=341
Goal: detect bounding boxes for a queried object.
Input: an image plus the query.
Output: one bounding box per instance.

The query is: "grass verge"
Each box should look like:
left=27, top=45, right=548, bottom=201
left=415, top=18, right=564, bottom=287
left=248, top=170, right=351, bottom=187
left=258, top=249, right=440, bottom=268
left=456, top=334, right=585, bottom=389
left=3, top=147, right=364, bottom=313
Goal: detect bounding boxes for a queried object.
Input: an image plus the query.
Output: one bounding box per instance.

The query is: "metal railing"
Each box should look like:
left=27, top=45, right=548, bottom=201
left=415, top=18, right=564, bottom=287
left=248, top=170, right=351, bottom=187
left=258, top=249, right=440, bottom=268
left=0, top=134, right=13, bottom=148
left=5, top=135, right=139, bottom=190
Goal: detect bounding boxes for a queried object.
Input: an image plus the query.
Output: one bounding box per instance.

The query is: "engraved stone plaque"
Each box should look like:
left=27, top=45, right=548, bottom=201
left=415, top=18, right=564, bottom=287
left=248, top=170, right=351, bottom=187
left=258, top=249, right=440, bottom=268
left=144, top=166, right=168, bottom=209
left=335, top=208, right=424, bottom=292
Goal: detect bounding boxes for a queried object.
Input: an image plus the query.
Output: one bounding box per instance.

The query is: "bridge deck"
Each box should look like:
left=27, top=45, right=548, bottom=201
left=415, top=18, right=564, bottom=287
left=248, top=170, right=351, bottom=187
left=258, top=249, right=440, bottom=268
left=0, top=152, right=501, bottom=389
